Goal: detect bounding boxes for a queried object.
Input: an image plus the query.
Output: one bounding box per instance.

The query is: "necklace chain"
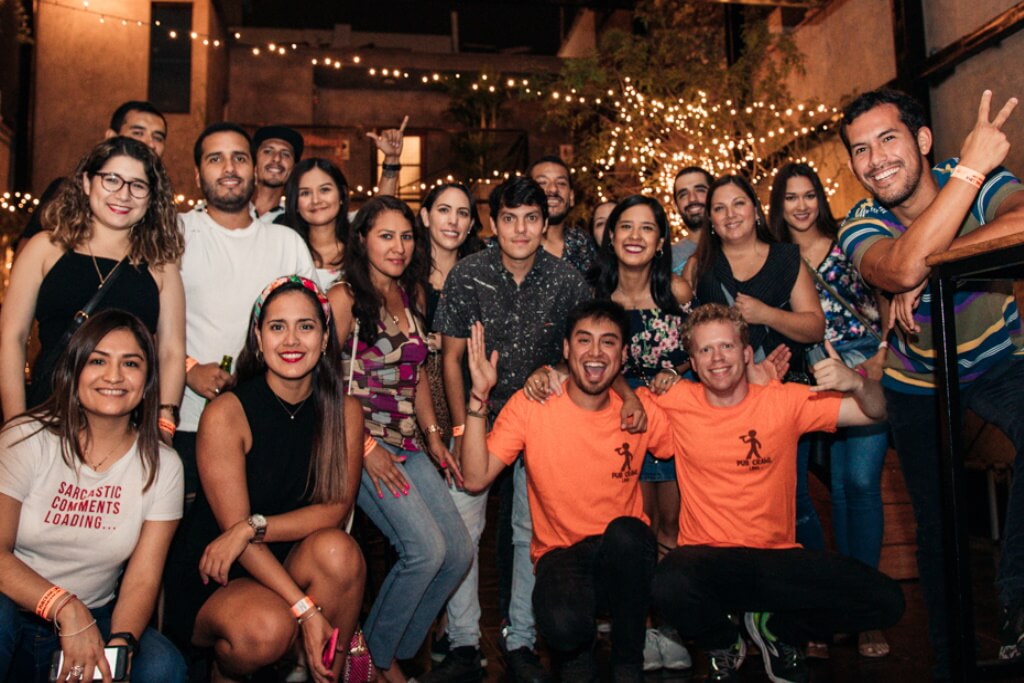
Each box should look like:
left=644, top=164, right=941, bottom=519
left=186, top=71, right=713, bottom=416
left=273, top=392, right=310, bottom=420
left=84, top=431, right=132, bottom=471
left=86, top=245, right=126, bottom=286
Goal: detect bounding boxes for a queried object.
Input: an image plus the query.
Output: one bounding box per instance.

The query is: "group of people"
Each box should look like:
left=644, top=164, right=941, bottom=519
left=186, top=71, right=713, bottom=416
left=0, top=83, right=1019, bottom=683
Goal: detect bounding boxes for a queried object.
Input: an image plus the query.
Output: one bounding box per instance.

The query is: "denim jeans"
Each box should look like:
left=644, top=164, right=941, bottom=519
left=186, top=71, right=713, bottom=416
left=0, top=594, right=186, bottom=683
left=795, top=425, right=889, bottom=565
left=444, top=483, right=490, bottom=649
left=884, top=355, right=1024, bottom=676
left=796, top=336, right=889, bottom=567
left=534, top=517, right=656, bottom=669
left=357, top=444, right=473, bottom=664
left=652, top=545, right=905, bottom=650
left=505, top=458, right=537, bottom=651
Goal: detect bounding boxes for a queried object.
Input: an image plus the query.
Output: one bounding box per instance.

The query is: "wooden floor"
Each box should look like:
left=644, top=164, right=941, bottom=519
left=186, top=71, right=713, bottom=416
left=356, top=469, right=1013, bottom=683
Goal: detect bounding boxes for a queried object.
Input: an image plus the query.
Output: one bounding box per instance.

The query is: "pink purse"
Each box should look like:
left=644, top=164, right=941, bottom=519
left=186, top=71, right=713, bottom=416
left=344, top=628, right=373, bottom=682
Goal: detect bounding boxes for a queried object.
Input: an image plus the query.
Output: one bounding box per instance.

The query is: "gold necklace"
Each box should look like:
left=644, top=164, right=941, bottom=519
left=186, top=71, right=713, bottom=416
left=86, top=245, right=125, bottom=286
left=84, top=431, right=132, bottom=472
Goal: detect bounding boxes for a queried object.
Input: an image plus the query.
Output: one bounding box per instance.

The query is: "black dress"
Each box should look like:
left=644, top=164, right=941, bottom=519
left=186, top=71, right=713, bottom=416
left=173, top=375, right=316, bottom=631
left=695, top=242, right=808, bottom=375
left=29, top=252, right=159, bottom=407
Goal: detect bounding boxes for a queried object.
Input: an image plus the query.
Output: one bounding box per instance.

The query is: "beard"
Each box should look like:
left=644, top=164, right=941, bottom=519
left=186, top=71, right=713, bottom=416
left=682, top=209, right=707, bottom=232
left=567, top=365, right=617, bottom=396
left=202, top=174, right=255, bottom=213
left=871, top=157, right=923, bottom=209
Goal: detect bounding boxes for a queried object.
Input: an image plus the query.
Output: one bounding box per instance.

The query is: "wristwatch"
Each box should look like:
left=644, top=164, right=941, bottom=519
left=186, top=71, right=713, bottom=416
left=247, top=513, right=267, bottom=543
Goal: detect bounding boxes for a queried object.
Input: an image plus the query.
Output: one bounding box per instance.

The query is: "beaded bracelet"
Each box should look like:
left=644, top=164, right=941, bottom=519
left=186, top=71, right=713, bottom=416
left=297, top=605, right=323, bottom=625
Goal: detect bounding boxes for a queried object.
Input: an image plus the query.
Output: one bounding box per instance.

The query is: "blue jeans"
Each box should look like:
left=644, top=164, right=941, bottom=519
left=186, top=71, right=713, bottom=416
left=506, top=458, right=537, bottom=651
left=795, top=425, right=889, bottom=565
left=796, top=337, right=889, bottom=566
left=0, top=594, right=186, bottom=683
left=444, top=482, right=490, bottom=649
left=357, top=445, right=473, bottom=664
left=885, top=355, right=1024, bottom=677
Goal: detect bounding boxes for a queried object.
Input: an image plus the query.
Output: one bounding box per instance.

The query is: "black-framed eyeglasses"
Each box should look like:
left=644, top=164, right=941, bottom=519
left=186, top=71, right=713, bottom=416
left=95, top=172, right=151, bottom=200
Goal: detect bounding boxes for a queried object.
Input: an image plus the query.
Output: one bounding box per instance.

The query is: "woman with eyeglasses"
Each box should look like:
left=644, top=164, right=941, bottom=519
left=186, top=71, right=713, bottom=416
left=0, top=138, right=185, bottom=444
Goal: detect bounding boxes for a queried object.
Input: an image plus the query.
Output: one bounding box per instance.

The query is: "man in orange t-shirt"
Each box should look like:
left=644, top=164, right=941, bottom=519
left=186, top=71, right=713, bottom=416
left=651, top=304, right=905, bottom=683
left=461, top=300, right=673, bottom=682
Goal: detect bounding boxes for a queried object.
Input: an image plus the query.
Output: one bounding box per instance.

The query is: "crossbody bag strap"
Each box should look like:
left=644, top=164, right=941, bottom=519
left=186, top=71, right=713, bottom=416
left=801, top=255, right=883, bottom=343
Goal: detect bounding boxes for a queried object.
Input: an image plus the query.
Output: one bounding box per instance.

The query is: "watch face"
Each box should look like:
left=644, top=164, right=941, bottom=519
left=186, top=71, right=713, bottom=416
left=251, top=514, right=267, bottom=527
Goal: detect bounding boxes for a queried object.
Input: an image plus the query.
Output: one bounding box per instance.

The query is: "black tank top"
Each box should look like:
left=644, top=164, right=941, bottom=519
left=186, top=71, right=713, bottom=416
left=29, top=252, right=160, bottom=407
left=695, top=242, right=807, bottom=373
left=186, top=375, right=316, bottom=572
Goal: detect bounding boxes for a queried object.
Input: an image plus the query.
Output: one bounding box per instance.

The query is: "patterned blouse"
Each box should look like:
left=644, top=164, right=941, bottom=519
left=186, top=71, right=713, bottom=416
left=342, top=289, right=428, bottom=451
left=623, top=308, right=689, bottom=388
left=812, top=243, right=880, bottom=345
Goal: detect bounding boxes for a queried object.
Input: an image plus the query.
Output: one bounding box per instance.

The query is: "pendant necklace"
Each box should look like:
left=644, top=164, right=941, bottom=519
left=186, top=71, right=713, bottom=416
left=274, top=392, right=310, bottom=420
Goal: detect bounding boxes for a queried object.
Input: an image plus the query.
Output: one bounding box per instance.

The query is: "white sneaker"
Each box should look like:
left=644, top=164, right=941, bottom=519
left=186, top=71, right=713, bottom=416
left=656, top=628, right=692, bottom=670
left=643, top=628, right=663, bottom=671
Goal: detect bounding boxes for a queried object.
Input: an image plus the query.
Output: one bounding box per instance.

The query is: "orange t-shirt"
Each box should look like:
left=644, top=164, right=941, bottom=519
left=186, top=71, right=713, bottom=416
left=487, top=384, right=674, bottom=564
left=654, top=381, right=841, bottom=550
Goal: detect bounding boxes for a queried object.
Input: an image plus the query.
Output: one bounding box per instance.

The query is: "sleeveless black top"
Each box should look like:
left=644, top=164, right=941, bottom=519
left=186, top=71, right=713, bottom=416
left=695, top=242, right=808, bottom=374
left=176, top=375, right=317, bottom=625
left=29, top=252, right=159, bottom=407
left=186, top=375, right=316, bottom=572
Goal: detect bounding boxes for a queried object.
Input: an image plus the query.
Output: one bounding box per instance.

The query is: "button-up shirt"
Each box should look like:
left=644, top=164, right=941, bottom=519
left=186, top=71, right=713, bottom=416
left=434, top=246, right=590, bottom=414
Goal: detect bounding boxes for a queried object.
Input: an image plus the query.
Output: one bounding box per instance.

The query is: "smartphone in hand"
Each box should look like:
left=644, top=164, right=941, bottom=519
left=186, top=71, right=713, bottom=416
left=321, top=627, right=340, bottom=668
left=51, top=646, right=128, bottom=681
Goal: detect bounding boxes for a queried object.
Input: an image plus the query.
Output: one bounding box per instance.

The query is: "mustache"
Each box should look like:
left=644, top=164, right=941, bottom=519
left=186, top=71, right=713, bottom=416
left=684, top=202, right=704, bottom=213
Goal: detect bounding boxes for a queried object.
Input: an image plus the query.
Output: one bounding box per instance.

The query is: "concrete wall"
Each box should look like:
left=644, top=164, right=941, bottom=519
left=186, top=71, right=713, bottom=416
left=32, top=0, right=223, bottom=196
left=925, top=2, right=1024, bottom=174
left=780, top=0, right=896, bottom=110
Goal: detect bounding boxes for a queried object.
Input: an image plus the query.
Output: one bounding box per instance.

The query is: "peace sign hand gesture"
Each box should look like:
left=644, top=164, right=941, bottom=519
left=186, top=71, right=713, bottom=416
left=366, top=115, right=409, bottom=160
left=960, top=90, right=1018, bottom=176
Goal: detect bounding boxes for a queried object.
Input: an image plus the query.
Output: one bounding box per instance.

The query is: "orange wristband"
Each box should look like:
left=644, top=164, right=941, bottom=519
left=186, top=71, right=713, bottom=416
left=363, top=436, right=377, bottom=457
left=951, top=164, right=984, bottom=189
left=290, top=595, right=316, bottom=619
left=451, top=424, right=465, bottom=437
left=36, top=586, right=67, bottom=620
left=185, top=356, right=199, bottom=374
left=158, top=418, right=177, bottom=436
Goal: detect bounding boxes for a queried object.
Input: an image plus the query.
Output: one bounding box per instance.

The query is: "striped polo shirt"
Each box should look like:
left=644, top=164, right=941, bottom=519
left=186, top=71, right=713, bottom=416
left=838, top=158, right=1024, bottom=394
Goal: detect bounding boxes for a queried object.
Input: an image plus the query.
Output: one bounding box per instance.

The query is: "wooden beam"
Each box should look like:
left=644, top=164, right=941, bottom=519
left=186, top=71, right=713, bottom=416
left=920, top=2, right=1024, bottom=83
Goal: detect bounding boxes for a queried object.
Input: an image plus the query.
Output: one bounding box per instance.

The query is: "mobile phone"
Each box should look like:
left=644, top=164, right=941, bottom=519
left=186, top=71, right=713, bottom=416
left=322, top=627, right=340, bottom=668
left=50, top=646, right=128, bottom=681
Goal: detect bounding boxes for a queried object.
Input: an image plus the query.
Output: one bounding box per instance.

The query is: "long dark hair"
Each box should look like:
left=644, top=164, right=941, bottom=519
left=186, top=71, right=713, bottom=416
left=418, top=182, right=485, bottom=265
left=44, top=136, right=183, bottom=267
left=768, top=163, right=839, bottom=243
left=236, top=279, right=348, bottom=504
left=694, top=175, right=775, bottom=284
left=344, top=196, right=429, bottom=344
left=283, top=158, right=350, bottom=268
left=8, top=310, right=162, bottom=491
left=589, top=195, right=682, bottom=315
